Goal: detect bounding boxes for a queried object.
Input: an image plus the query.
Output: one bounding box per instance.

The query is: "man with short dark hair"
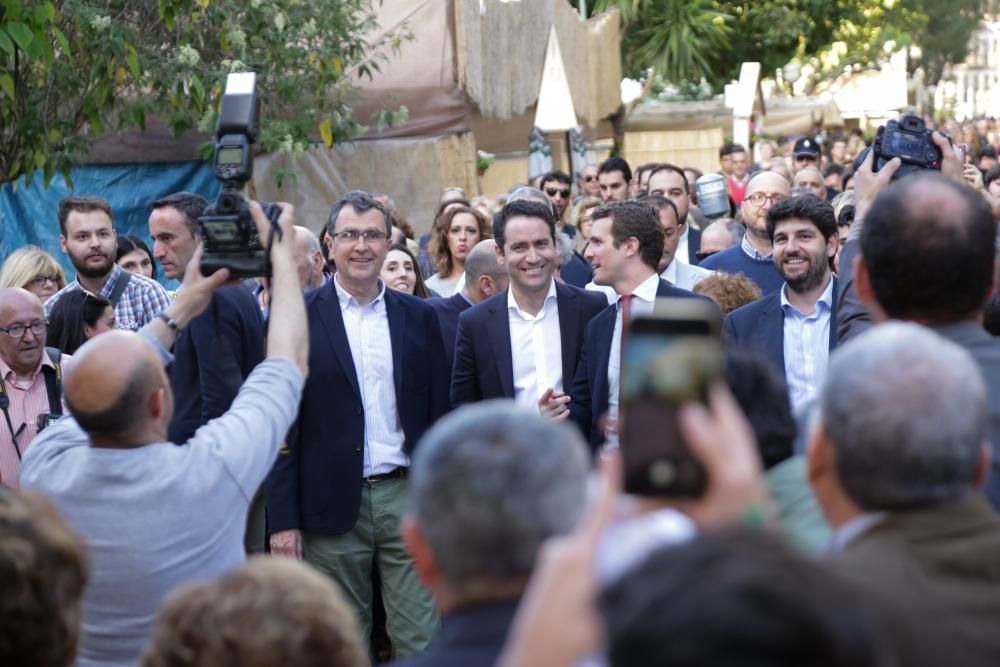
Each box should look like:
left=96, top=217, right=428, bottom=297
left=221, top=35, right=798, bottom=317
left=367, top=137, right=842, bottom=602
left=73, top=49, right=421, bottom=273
left=539, top=170, right=573, bottom=222
left=597, top=157, right=632, bottom=203
left=427, top=239, right=509, bottom=372
left=397, top=401, right=589, bottom=667
left=838, top=146, right=1000, bottom=506
left=46, top=196, right=171, bottom=330
left=810, top=323, right=1000, bottom=666
left=148, top=191, right=265, bottom=444
left=726, top=144, right=751, bottom=204
left=724, top=195, right=839, bottom=412
left=541, top=201, right=714, bottom=448
left=640, top=196, right=714, bottom=291
left=266, top=190, right=449, bottom=658
left=451, top=200, right=606, bottom=407
left=646, top=164, right=703, bottom=264
left=21, top=202, right=309, bottom=667
left=700, top=171, right=789, bottom=295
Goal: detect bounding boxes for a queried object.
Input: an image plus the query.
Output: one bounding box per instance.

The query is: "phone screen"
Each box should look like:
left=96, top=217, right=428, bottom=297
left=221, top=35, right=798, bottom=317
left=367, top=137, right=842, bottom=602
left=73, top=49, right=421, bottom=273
left=620, top=309, right=723, bottom=497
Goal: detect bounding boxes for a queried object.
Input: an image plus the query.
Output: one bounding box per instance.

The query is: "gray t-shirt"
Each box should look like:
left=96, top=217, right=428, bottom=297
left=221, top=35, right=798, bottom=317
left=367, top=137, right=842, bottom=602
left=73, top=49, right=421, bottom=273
left=20, top=357, right=304, bottom=667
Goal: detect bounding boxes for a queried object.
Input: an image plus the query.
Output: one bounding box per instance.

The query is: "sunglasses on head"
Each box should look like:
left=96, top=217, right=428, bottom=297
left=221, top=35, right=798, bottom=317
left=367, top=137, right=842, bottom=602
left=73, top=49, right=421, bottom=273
left=546, top=187, right=571, bottom=198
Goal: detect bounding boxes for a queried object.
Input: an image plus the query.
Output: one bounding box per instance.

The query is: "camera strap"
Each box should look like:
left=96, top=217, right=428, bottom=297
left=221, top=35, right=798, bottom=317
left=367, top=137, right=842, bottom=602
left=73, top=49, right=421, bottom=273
left=0, top=373, right=24, bottom=459
left=41, top=346, right=63, bottom=417
left=107, top=270, right=132, bottom=308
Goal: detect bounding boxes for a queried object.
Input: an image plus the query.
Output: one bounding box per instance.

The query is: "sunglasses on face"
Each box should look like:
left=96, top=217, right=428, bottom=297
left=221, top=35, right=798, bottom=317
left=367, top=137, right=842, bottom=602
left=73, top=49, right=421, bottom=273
left=546, top=187, right=571, bottom=198
left=582, top=175, right=596, bottom=182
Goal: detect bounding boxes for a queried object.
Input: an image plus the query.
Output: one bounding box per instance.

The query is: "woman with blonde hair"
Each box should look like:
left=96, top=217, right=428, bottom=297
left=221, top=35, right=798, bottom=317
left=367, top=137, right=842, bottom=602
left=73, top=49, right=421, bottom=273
left=0, top=246, right=66, bottom=301
left=425, top=204, right=491, bottom=296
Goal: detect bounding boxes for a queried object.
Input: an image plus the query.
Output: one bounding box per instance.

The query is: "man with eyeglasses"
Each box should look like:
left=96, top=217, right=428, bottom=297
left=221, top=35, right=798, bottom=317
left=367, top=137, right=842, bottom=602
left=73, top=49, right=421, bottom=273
left=265, top=190, right=448, bottom=659
left=700, top=171, right=790, bottom=295
left=0, top=288, right=68, bottom=487
left=578, top=163, right=601, bottom=198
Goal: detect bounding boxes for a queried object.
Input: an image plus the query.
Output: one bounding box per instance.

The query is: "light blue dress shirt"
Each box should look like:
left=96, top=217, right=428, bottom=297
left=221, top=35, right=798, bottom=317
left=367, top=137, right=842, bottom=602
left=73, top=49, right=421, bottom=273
left=781, top=277, right=834, bottom=413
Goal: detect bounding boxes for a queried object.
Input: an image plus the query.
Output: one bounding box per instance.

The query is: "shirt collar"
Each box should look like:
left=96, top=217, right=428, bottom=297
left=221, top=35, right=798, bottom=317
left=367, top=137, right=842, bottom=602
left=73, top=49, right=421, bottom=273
left=826, top=512, right=886, bottom=555
left=619, top=273, right=660, bottom=310
left=780, top=275, right=834, bottom=314
left=333, top=274, right=386, bottom=311
left=82, top=263, right=123, bottom=298
left=507, top=278, right=557, bottom=317
left=660, top=259, right=678, bottom=285
left=740, top=234, right=772, bottom=261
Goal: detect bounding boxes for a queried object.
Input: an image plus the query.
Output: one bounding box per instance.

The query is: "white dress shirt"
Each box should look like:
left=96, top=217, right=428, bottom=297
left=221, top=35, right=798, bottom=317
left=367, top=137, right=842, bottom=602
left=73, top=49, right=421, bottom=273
left=334, top=275, right=408, bottom=476
left=606, top=273, right=660, bottom=447
left=781, top=277, right=834, bottom=414
left=676, top=224, right=691, bottom=265
left=660, top=258, right=715, bottom=291
left=509, top=279, right=564, bottom=409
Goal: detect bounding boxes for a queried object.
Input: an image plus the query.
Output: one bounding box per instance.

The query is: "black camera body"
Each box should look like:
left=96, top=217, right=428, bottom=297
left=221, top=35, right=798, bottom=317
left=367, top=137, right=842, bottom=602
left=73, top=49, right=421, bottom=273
left=853, top=114, right=948, bottom=181
left=199, top=72, right=277, bottom=278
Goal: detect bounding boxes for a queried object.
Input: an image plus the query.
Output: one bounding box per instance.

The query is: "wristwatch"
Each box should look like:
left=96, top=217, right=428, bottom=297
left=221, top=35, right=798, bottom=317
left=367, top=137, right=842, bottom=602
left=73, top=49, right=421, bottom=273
left=156, top=312, right=181, bottom=332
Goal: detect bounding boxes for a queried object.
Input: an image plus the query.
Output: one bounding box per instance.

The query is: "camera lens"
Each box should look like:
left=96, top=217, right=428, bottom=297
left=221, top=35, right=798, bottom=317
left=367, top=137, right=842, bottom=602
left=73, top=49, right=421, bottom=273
left=218, top=194, right=238, bottom=214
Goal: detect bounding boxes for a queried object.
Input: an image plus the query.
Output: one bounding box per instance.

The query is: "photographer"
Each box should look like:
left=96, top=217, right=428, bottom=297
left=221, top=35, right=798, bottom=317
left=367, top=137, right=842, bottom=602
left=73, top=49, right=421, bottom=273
left=20, top=202, right=309, bottom=667
left=836, top=125, right=1000, bottom=507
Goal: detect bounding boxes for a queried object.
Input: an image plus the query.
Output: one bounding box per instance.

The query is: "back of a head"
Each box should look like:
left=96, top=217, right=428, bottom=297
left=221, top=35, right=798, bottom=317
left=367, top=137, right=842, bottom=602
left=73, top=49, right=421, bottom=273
left=142, top=558, right=366, bottom=667
left=0, top=487, right=88, bottom=667
left=822, top=322, right=987, bottom=510
left=602, top=528, right=880, bottom=667
left=409, top=401, right=589, bottom=594
left=693, top=273, right=762, bottom=314
left=725, top=349, right=796, bottom=469
left=862, top=172, right=997, bottom=322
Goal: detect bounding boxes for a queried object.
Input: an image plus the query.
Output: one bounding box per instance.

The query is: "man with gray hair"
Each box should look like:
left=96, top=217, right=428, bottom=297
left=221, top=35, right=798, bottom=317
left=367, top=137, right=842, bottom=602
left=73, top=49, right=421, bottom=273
left=809, top=322, right=1000, bottom=665
left=697, top=217, right=745, bottom=261
left=292, top=226, right=326, bottom=292
left=427, top=239, right=509, bottom=372
left=397, top=401, right=590, bottom=667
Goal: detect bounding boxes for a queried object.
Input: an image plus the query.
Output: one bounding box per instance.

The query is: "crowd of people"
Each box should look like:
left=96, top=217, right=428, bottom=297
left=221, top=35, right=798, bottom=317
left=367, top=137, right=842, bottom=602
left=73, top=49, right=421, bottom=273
left=3, top=115, right=1000, bottom=667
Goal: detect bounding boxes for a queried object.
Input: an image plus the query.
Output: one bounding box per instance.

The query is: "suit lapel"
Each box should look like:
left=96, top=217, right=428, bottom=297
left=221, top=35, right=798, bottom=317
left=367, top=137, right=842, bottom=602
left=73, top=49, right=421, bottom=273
left=593, top=307, right=616, bottom=414
left=761, top=295, right=786, bottom=376
left=316, top=282, right=362, bottom=401
left=386, top=290, right=406, bottom=400
left=556, top=283, right=580, bottom=387
left=487, top=293, right=515, bottom=397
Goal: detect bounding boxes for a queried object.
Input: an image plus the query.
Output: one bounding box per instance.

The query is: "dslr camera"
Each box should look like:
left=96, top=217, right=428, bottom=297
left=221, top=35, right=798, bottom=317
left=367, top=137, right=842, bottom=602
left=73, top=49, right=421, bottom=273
left=199, top=72, right=280, bottom=278
left=853, top=114, right=949, bottom=181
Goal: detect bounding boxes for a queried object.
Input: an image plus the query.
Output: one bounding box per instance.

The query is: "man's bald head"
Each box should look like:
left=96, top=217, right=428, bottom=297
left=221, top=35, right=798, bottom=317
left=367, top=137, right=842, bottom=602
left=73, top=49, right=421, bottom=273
left=292, top=226, right=324, bottom=291
left=65, top=331, right=169, bottom=444
left=463, top=239, right=510, bottom=302
left=0, top=287, right=47, bottom=375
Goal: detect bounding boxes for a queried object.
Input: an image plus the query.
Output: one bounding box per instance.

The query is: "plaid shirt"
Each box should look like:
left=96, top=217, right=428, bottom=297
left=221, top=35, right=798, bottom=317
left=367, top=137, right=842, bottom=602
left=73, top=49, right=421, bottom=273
left=741, top=234, right=773, bottom=262
left=44, top=264, right=172, bottom=331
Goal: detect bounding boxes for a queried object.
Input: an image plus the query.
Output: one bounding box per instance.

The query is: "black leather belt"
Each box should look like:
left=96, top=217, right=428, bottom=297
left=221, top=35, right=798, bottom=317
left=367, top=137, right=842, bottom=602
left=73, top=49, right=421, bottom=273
left=364, top=467, right=408, bottom=483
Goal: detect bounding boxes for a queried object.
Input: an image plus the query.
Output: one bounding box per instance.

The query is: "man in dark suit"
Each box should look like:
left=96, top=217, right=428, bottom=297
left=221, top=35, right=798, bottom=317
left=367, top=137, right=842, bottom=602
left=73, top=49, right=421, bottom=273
left=266, top=191, right=449, bottom=659
left=147, top=192, right=265, bottom=444
left=724, top=194, right=839, bottom=414
left=427, top=239, right=508, bottom=372
left=396, top=401, right=589, bottom=667
left=451, top=200, right=607, bottom=407
left=646, top=164, right=702, bottom=265
left=810, top=323, right=1000, bottom=667
left=540, top=201, right=716, bottom=449
left=836, top=149, right=1000, bottom=507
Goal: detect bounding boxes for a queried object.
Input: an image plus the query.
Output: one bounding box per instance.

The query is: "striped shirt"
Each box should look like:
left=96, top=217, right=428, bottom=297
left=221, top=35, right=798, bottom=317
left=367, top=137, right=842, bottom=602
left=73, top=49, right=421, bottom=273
left=0, top=351, right=71, bottom=487
left=334, top=275, right=408, bottom=476
left=44, top=264, right=172, bottom=331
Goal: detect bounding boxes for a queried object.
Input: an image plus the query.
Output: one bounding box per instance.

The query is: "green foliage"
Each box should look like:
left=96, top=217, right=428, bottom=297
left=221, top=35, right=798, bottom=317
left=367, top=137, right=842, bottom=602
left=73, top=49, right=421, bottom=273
left=0, top=0, right=412, bottom=187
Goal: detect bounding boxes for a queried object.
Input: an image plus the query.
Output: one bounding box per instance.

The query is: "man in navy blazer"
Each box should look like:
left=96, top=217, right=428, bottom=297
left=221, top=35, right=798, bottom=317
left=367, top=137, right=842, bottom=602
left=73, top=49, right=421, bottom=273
left=723, top=194, right=840, bottom=414
left=265, top=191, right=448, bottom=659
left=451, top=200, right=607, bottom=407
left=541, top=201, right=717, bottom=449
left=427, top=239, right=508, bottom=372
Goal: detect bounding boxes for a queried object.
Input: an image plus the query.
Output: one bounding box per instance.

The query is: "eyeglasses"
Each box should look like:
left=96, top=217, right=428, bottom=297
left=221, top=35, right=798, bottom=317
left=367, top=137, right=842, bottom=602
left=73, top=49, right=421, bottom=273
left=546, top=187, right=571, bottom=198
left=29, top=275, right=58, bottom=288
left=331, top=229, right=388, bottom=243
left=745, top=192, right=788, bottom=207
left=0, top=320, right=47, bottom=338
left=695, top=249, right=717, bottom=261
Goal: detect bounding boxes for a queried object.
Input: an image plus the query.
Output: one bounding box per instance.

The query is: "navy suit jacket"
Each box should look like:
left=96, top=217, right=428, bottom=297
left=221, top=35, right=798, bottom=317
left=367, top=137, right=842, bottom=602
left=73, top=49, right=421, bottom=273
left=265, top=281, right=450, bottom=536
left=167, top=285, right=265, bottom=443
left=722, top=280, right=838, bottom=377
left=451, top=281, right=608, bottom=405
left=687, top=225, right=703, bottom=265
left=428, top=291, right=474, bottom=372
left=567, top=279, right=716, bottom=449
left=560, top=251, right=594, bottom=289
